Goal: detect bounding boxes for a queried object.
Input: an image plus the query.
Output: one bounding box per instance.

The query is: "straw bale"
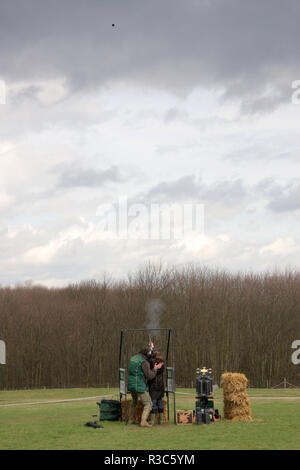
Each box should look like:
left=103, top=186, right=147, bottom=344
left=221, top=372, right=252, bottom=421
left=121, top=398, right=168, bottom=423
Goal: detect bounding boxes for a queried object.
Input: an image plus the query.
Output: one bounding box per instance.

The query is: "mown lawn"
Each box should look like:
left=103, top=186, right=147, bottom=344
left=0, top=388, right=299, bottom=450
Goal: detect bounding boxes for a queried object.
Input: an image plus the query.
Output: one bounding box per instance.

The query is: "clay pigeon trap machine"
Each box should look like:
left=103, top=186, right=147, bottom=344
left=195, top=367, right=220, bottom=424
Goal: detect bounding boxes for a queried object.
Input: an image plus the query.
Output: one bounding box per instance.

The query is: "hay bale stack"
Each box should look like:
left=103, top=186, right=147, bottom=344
left=121, top=399, right=168, bottom=424
left=221, top=372, right=252, bottom=421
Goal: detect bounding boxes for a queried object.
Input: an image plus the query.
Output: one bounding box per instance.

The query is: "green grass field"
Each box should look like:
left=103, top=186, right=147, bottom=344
left=0, top=387, right=299, bottom=450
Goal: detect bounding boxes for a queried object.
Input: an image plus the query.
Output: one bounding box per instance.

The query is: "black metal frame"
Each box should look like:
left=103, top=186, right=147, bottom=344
left=119, top=328, right=176, bottom=424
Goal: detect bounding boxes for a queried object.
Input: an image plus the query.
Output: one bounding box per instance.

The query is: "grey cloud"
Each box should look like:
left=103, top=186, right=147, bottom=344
left=255, top=178, right=281, bottom=196
left=220, top=77, right=293, bottom=115
left=144, top=175, right=247, bottom=204
left=146, top=175, right=200, bottom=201
left=267, top=182, right=300, bottom=213
left=155, top=142, right=198, bottom=155
left=57, top=165, right=125, bottom=188
left=254, top=178, right=300, bottom=213
left=239, top=87, right=291, bottom=115
left=9, top=84, right=42, bottom=105
left=203, top=179, right=246, bottom=203
left=164, top=107, right=189, bottom=124
left=1, top=1, right=299, bottom=112
left=226, top=142, right=296, bottom=163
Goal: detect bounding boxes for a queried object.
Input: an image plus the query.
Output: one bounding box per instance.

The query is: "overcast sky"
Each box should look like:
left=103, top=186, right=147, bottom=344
left=1, top=0, right=300, bottom=287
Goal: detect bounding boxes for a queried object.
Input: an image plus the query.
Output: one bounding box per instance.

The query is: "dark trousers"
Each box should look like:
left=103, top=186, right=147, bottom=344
left=151, top=397, right=164, bottom=414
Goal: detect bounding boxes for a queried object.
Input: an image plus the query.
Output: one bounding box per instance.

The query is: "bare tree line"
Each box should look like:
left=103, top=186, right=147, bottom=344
left=0, top=264, right=299, bottom=390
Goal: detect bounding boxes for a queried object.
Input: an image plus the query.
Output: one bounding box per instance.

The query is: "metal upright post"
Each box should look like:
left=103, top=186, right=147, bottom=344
left=124, top=330, right=128, bottom=424
left=119, top=331, right=123, bottom=409
left=166, top=329, right=171, bottom=421
left=171, top=329, right=176, bottom=425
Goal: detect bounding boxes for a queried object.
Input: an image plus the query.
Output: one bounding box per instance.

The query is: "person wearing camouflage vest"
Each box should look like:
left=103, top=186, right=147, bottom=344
left=127, top=348, right=162, bottom=427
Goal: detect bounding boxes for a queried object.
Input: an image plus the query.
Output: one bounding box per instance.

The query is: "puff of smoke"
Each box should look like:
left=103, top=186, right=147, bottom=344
left=145, top=298, right=165, bottom=339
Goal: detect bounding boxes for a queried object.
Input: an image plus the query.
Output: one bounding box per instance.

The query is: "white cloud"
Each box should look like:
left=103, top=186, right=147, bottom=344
left=0, top=192, right=14, bottom=209
left=259, top=237, right=299, bottom=256
left=172, top=232, right=231, bottom=259
left=22, top=221, right=97, bottom=265
left=23, top=239, right=64, bottom=265
left=7, top=224, right=40, bottom=239
left=32, top=278, right=72, bottom=288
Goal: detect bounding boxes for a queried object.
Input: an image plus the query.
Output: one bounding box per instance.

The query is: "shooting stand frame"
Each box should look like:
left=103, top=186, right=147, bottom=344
left=119, top=328, right=176, bottom=424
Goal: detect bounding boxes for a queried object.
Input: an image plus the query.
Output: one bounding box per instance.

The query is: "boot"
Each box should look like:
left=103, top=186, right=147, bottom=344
left=150, top=413, right=156, bottom=425
left=158, top=412, right=164, bottom=424
left=140, top=407, right=152, bottom=427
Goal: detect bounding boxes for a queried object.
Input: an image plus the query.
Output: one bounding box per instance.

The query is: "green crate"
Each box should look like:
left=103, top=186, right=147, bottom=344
left=98, top=399, right=121, bottom=421
left=195, top=399, right=214, bottom=409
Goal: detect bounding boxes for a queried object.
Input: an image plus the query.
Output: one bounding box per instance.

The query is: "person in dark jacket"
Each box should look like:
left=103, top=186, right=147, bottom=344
left=127, top=348, right=162, bottom=427
left=148, top=353, right=165, bottom=425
